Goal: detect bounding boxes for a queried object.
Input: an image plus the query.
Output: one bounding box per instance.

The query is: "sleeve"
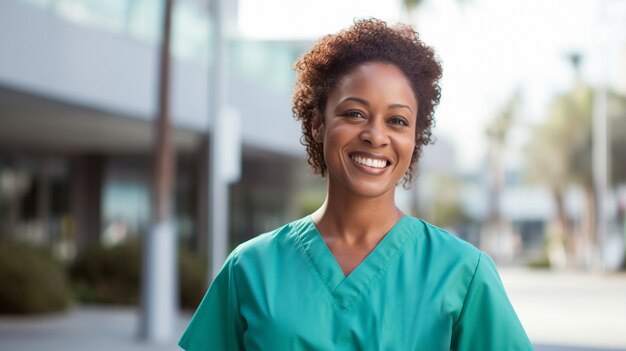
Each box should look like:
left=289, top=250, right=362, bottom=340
left=178, top=251, right=246, bottom=351
left=451, top=252, right=533, bottom=351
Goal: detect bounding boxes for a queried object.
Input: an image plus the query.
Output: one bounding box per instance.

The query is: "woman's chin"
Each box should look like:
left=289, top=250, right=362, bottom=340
left=342, top=180, right=397, bottom=199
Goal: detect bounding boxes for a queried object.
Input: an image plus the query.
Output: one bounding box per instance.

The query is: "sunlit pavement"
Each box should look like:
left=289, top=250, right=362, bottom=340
left=0, top=268, right=624, bottom=351
left=0, top=306, right=190, bottom=351
left=499, top=267, right=626, bottom=351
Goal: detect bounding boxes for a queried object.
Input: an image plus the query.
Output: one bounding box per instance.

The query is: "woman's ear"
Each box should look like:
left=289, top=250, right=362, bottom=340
left=312, top=115, right=325, bottom=143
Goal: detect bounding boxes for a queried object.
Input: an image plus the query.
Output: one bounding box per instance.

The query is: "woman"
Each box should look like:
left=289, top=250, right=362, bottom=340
left=179, top=19, right=533, bottom=350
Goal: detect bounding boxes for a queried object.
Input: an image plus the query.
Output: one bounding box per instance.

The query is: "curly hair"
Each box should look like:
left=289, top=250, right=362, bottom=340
left=292, top=18, right=442, bottom=186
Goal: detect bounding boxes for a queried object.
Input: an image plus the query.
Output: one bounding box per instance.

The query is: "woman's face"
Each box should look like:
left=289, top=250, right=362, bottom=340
left=313, top=62, right=418, bottom=199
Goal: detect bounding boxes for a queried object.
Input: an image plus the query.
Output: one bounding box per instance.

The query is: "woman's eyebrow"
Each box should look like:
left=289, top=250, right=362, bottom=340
left=339, top=96, right=369, bottom=106
left=339, top=97, right=413, bottom=113
left=389, top=103, right=413, bottom=113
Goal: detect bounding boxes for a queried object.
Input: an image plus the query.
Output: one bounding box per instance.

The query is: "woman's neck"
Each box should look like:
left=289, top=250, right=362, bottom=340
left=311, top=184, right=404, bottom=245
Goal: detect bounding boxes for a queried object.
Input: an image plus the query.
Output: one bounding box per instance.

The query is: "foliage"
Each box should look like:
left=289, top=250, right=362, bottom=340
left=484, top=91, right=519, bottom=220
left=486, top=90, right=520, bottom=147
left=178, top=250, right=207, bottom=310
left=527, top=236, right=551, bottom=269
left=402, top=0, right=471, bottom=11
left=402, top=0, right=425, bottom=10
left=609, top=92, right=626, bottom=183
left=527, top=255, right=551, bottom=269
left=70, top=241, right=207, bottom=310
left=297, top=191, right=325, bottom=218
left=525, top=83, right=593, bottom=191
left=70, top=241, right=142, bottom=305
left=526, top=84, right=626, bottom=189
left=0, top=240, right=71, bottom=314
left=423, top=175, right=470, bottom=229
left=524, top=80, right=626, bottom=268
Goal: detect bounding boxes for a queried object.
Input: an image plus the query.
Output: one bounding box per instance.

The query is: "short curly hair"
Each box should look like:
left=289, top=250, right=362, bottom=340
left=292, top=18, right=442, bottom=186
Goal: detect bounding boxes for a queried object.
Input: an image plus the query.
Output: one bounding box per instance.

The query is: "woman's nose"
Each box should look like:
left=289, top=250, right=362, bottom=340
left=359, top=121, right=389, bottom=147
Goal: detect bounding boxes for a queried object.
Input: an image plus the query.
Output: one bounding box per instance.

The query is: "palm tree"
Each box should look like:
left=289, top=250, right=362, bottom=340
left=525, top=72, right=626, bottom=269
left=402, top=0, right=470, bottom=14
left=483, top=91, right=520, bottom=261
left=402, top=0, right=426, bottom=11
left=525, top=82, right=593, bottom=268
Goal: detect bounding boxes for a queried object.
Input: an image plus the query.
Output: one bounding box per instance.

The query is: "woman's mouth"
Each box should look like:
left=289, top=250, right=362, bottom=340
left=349, top=153, right=390, bottom=173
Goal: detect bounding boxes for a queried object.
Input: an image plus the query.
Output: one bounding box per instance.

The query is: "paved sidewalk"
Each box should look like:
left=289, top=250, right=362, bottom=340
left=0, top=268, right=624, bottom=351
left=500, top=268, right=626, bottom=350
left=0, top=306, right=189, bottom=351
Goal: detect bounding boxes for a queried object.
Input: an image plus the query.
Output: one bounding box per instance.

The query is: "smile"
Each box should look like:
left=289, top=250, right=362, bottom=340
left=350, top=154, right=390, bottom=169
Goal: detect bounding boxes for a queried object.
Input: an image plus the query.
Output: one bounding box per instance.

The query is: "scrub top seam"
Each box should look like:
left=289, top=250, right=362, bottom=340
left=230, top=250, right=244, bottom=324
left=229, top=250, right=248, bottom=349
left=293, top=219, right=346, bottom=312
left=451, top=251, right=483, bottom=329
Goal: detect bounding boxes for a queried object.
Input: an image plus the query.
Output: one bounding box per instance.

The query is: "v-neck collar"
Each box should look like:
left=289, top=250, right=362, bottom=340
left=293, top=215, right=415, bottom=312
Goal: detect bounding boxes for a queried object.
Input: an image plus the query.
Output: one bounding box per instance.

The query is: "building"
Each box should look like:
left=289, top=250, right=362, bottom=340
left=0, top=0, right=315, bottom=259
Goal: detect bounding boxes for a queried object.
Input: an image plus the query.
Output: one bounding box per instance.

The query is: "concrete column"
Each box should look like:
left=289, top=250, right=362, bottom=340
left=37, top=160, right=51, bottom=244
left=139, top=0, right=177, bottom=342
left=195, top=136, right=209, bottom=254
left=71, top=154, right=104, bottom=253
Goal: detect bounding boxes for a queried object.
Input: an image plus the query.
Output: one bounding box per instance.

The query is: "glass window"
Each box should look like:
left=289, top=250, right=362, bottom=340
left=126, top=0, right=163, bottom=46
left=17, top=0, right=55, bottom=9
left=172, top=1, right=212, bottom=64
left=230, top=40, right=298, bottom=94
left=14, top=0, right=213, bottom=64
left=53, top=0, right=130, bottom=34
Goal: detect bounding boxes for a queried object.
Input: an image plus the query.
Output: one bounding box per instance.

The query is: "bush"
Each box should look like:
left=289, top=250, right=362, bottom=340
left=178, top=251, right=207, bottom=310
left=70, top=241, right=207, bottom=310
left=70, top=241, right=141, bottom=305
left=0, top=240, right=72, bottom=314
left=527, top=254, right=551, bottom=269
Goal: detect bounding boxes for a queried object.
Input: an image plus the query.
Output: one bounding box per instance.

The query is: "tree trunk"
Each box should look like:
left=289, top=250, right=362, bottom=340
left=140, top=0, right=177, bottom=342
left=548, top=189, right=569, bottom=268
left=581, top=185, right=596, bottom=270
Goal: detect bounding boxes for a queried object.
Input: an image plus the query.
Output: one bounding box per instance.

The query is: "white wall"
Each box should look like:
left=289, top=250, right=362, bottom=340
left=0, top=1, right=303, bottom=155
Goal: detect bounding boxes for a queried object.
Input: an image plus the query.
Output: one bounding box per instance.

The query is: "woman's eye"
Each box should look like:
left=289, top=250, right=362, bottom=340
left=390, top=117, right=409, bottom=126
left=343, top=111, right=365, bottom=119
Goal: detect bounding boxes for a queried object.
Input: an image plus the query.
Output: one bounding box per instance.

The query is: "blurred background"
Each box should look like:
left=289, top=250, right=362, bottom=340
left=0, top=0, right=625, bottom=350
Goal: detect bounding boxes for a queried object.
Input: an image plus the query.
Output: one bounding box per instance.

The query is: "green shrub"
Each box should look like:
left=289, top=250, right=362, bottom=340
left=179, top=251, right=207, bottom=310
left=70, top=241, right=141, bottom=305
left=527, top=254, right=551, bottom=269
left=70, top=241, right=207, bottom=309
left=0, top=240, right=72, bottom=314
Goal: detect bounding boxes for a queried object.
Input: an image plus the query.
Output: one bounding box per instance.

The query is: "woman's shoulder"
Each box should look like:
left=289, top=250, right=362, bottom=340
left=227, top=216, right=310, bottom=264
left=403, top=216, right=480, bottom=252
left=400, top=216, right=483, bottom=266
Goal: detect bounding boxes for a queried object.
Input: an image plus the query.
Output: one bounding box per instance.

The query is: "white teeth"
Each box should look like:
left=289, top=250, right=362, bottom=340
left=352, top=156, right=387, bottom=169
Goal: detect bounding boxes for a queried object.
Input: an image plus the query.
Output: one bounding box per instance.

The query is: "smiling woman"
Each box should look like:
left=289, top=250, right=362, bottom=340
left=293, top=19, right=442, bottom=186
left=313, top=62, right=418, bottom=201
left=179, top=19, right=533, bottom=351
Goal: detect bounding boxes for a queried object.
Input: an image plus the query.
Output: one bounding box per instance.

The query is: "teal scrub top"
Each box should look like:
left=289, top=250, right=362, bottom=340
left=179, top=216, right=533, bottom=350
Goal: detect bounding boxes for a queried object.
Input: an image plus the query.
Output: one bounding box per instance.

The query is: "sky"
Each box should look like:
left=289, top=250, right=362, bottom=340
left=238, top=0, right=626, bottom=172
